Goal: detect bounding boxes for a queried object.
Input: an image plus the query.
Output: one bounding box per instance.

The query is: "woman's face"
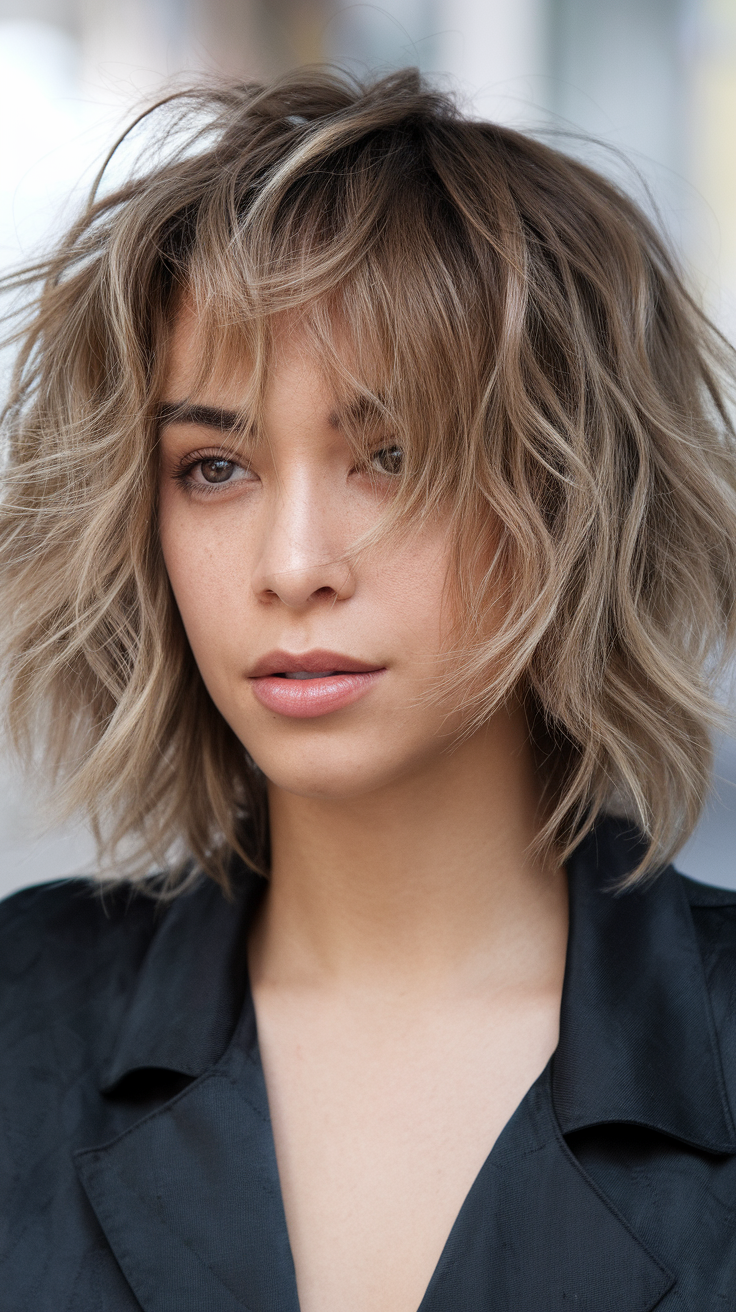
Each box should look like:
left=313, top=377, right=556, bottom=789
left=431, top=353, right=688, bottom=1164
left=158, top=306, right=471, bottom=801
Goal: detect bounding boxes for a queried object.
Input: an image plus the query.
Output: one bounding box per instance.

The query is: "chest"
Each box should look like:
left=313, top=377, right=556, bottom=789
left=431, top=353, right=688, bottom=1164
left=252, top=983, right=561, bottom=1312
left=13, top=1013, right=729, bottom=1312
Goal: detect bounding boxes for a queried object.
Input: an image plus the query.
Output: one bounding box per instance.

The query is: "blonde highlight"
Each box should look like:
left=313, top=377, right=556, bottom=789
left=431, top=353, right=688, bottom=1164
left=1, top=66, right=736, bottom=889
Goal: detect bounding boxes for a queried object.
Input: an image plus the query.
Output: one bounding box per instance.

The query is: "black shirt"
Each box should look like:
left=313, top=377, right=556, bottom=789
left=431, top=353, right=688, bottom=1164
left=1, top=817, right=736, bottom=1310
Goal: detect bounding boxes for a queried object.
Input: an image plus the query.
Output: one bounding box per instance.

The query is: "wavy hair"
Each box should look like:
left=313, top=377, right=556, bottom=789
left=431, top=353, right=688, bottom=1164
left=2, top=67, right=736, bottom=889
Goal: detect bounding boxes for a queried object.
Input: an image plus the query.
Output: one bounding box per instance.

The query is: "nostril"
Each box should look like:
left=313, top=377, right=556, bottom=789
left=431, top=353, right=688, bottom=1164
left=254, top=561, right=354, bottom=608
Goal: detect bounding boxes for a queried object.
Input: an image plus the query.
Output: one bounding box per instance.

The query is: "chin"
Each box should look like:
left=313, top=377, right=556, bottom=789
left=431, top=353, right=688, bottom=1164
left=230, top=695, right=453, bottom=800
left=243, top=729, right=414, bottom=802
left=257, top=755, right=392, bottom=801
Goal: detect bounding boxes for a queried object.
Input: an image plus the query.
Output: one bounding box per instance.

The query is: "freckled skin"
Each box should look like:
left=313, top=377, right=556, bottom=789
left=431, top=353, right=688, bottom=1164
left=158, top=315, right=464, bottom=803
left=158, top=308, right=569, bottom=1312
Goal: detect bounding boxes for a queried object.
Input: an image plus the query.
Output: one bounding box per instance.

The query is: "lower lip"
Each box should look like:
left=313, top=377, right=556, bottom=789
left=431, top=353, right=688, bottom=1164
left=250, top=670, right=385, bottom=718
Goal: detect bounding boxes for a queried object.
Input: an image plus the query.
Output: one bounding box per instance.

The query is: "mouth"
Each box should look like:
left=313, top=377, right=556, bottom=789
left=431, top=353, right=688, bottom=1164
left=249, top=650, right=386, bottom=718
left=280, top=670, right=339, bottom=679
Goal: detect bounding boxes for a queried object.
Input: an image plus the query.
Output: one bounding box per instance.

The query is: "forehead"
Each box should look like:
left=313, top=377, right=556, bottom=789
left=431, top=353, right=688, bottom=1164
left=163, top=300, right=324, bottom=397
left=161, top=299, right=390, bottom=437
left=161, top=299, right=255, bottom=402
left=162, top=299, right=203, bottom=395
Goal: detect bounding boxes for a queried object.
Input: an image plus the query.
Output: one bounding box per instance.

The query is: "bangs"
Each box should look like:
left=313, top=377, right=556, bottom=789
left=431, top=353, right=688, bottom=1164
left=2, top=68, right=736, bottom=888
left=180, top=122, right=494, bottom=525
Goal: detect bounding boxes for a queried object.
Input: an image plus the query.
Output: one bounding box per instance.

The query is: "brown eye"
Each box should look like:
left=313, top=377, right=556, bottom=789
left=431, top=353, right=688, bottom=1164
left=371, top=446, right=403, bottom=475
left=201, top=458, right=236, bottom=484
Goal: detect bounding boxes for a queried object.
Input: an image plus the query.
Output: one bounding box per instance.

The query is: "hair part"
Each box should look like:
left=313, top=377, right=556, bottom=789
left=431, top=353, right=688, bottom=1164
left=2, top=66, right=736, bottom=889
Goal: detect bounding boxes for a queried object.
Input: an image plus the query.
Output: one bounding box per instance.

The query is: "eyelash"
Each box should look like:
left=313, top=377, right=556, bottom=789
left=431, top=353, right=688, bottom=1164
left=172, top=448, right=251, bottom=495
left=171, top=445, right=404, bottom=494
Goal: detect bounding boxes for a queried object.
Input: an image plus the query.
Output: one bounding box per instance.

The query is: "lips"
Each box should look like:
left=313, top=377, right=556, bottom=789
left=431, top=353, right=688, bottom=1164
left=250, top=650, right=381, bottom=678
left=250, top=649, right=386, bottom=718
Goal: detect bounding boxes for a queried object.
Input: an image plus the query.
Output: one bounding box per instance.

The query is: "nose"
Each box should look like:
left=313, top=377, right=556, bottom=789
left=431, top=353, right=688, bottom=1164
left=251, top=477, right=356, bottom=609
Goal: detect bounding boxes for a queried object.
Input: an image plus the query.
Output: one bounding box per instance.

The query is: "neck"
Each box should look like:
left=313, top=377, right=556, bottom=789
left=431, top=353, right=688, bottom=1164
left=251, top=704, right=568, bottom=997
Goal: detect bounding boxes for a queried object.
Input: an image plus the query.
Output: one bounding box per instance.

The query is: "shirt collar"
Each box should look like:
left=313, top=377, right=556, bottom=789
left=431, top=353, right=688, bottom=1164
left=101, top=821, right=736, bottom=1154
left=554, top=819, right=736, bottom=1152
left=100, top=864, right=265, bottom=1093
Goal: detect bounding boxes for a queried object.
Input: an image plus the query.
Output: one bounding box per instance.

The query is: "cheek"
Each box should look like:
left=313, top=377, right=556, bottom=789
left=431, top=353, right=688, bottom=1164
left=159, top=478, right=455, bottom=678
left=380, top=529, right=455, bottom=650
left=158, top=498, right=245, bottom=668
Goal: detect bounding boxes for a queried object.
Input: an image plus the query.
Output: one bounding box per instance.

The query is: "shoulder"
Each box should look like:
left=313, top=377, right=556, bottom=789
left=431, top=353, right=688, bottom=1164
left=674, top=869, right=736, bottom=1095
left=676, top=870, right=736, bottom=961
left=0, top=878, right=160, bottom=1067
left=674, top=868, right=736, bottom=985
left=678, top=870, right=736, bottom=911
left=0, top=876, right=161, bottom=982
left=0, top=873, right=160, bottom=943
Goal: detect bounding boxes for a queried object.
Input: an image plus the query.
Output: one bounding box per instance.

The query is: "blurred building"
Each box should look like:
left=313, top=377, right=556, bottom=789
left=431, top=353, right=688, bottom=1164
left=0, top=0, right=734, bottom=893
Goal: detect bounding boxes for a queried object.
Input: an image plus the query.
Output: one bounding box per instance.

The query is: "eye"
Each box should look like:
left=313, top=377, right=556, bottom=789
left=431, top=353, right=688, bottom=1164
left=370, top=446, right=403, bottom=476
left=173, top=449, right=256, bottom=493
left=200, top=457, right=238, bottom=484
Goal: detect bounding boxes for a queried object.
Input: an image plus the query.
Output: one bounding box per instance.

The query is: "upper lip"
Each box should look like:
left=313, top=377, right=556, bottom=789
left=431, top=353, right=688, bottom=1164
left=250, top=649, right=384, bottom=678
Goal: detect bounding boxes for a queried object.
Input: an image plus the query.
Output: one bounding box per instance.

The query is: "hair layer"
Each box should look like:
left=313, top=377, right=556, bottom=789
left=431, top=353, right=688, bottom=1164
left=2, top=68, right=736, bottom=886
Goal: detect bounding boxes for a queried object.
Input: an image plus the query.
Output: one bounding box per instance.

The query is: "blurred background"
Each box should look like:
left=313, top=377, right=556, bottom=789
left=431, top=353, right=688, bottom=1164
left=0, top=0, right=735, bottom=895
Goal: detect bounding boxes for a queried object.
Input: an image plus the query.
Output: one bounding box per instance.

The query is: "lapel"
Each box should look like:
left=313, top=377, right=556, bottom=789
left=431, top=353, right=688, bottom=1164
left=73, top=820, right=736, bottom=1311
left=100, top=869, right=263, bottom=1091
left=76, top=1013, right=300, bottom=1312
left=553, top=820, right=736, bottom=1152
left=419, top=1068, right=674, bottom=1312
left=76, top=1055, right=672, bottom=1312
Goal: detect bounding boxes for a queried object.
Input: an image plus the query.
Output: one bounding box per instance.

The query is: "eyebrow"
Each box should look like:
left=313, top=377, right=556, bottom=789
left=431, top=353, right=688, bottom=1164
left=159, top=397, right=391, bottom=436
left=328, top=395, right=390, bottom=430
left=157, top=402, right=246, bottom=432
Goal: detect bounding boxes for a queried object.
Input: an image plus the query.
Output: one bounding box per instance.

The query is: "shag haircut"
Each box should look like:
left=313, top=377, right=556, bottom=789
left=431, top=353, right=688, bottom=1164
left=2, top=67, right=736, bottom=890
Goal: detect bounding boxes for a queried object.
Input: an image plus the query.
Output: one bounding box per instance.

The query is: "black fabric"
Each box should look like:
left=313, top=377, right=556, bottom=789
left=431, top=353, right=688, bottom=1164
left=1, top=817, right=736, bottom=1310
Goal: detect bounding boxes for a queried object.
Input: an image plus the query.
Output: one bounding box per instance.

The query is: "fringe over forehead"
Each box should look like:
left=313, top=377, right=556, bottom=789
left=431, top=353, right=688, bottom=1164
left=3, top=67, right=736, bottom=888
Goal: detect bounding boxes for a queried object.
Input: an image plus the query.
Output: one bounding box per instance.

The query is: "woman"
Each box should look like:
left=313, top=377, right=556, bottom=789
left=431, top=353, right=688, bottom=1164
left=1, top=68, right=736, bottom=1311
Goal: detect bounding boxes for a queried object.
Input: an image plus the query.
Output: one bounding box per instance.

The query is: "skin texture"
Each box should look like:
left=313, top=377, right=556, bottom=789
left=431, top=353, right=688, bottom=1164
left=158, top=306, right=569, bottom=1312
